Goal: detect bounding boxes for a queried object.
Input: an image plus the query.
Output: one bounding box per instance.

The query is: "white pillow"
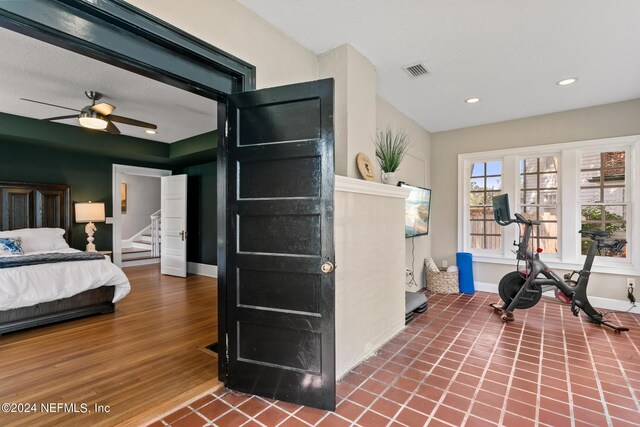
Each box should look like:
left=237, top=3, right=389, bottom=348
left=0, top=228, right=70, bottom=253
left=424, top=257, right=441, bottom=274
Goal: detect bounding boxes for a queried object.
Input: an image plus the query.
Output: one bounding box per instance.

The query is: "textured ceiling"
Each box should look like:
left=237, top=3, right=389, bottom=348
left=0, top=27, right=217, bottom=143
left=239, top=0, right=640, bottom=132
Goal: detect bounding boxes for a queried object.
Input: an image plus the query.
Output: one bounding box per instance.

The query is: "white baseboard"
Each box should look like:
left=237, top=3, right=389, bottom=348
left=586, top=295, right=640, bottom=314
left=187, top=262, right=218, bottom=278
left=474, top=282, right=499, bottom=293
left=474, top=281, right=640, bottom=314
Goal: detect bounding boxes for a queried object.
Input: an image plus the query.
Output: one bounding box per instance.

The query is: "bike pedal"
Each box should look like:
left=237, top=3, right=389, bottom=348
left=570, top=293, right=579, bottom=316
left=500, top=313, right=514, bottom=322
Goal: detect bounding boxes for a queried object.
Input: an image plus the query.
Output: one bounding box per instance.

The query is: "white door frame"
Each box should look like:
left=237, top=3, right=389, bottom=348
left=112, top=164, right=172, bottom=267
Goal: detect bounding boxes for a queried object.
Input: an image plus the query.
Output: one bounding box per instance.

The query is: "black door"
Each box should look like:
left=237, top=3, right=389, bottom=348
left=224, top=79, right=336, bottom=410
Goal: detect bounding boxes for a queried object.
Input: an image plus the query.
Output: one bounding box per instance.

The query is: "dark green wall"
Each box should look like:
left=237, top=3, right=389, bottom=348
left=171, top=131, right=217, bottom=160
left=0, top=113, right=171, bottom=164
left=0, top=136, right=169, bottom=251
left=181, top=160, right=217, bottom=265
left=0, top=113, right=218, bottom=265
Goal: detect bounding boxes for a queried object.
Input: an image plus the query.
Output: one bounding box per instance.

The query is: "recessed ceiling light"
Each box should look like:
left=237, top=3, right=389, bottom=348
left=145, top=129, right=157, bottom=135
left=557, top=77, right=578, bottom=86
left=465, top=97, right=480, bottom=104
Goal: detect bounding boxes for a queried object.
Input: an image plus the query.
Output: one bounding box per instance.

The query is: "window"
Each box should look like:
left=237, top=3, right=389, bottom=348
left=580, top=150, right=627, bottom=258
left=469, top=161, right=502, bottom=250
left=520, top=156, right=559, bottom=254
left=458, top=135, right=639, bottom=274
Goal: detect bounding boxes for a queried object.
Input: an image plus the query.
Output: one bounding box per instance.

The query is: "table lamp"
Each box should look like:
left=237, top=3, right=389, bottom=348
left=75, top=201, right=106, bottom=252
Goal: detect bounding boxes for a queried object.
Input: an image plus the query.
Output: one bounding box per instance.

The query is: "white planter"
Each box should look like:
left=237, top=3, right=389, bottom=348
left=381, top=171, right=398, bottom=185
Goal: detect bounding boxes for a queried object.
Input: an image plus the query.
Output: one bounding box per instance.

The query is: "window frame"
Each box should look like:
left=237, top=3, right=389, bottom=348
left=457, top=135, right=640, bottom=275
left=517, top=152, right=562, bottom=260
left=460, top=157, right=504, bottom=257
left=468, top=161, right=503, bottom=252
left=577, top=147, right=631, bottom=264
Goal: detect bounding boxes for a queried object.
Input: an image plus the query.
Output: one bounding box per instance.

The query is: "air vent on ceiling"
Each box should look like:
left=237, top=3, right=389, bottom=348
left=403, top=63, right=430, bottom=78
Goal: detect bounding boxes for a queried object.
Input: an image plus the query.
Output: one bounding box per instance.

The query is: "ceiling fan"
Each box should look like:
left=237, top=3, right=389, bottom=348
left=20, top=91, right=158, bottom=135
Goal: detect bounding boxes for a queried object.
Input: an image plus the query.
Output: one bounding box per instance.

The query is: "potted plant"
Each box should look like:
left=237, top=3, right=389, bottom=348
left=374, top=127, right=410, bottom=184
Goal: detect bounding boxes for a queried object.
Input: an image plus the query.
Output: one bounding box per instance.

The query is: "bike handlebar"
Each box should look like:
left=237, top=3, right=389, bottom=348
left=514, top=213, right=541, bottom=226
left=598, top=239, right=627, bottom=255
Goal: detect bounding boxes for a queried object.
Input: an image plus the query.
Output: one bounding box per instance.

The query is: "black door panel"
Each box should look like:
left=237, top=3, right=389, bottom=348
left=237, top=269, right=321, bottom=314
left=237, top=99, right=321, bottom=145
left=238, top=156, right=322, bottom=199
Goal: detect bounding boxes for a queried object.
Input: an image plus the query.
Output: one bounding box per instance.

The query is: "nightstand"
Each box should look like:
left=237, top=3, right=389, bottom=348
left=97, top=250, right=113, bottom=262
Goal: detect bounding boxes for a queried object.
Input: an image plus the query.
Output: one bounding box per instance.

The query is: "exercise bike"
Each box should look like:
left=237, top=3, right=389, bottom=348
left=489, top=193, right=629, bottom=333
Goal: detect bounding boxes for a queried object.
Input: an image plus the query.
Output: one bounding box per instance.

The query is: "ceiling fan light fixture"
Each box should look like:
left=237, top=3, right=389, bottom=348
left=78, top=110, right=108, bottom=130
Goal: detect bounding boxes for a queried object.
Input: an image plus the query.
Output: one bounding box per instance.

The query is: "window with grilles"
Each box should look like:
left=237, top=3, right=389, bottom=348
left=580, top=151, right=627, bottom=257
left=520, top=156, right=559, bottom=254
left=469, top=161, right=502, bottom=250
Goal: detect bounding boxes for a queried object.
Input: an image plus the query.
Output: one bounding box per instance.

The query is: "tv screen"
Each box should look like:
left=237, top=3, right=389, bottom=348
left=399, top=182, right=432, bottom=237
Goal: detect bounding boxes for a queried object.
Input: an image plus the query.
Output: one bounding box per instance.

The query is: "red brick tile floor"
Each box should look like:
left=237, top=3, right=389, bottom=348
left=149, top=291, right=640, bottom=426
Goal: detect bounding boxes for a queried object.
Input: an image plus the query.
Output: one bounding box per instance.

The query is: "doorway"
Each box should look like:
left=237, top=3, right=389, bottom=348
left=112, top=164, right=171, bottom=267
left=120, top=173, right=161, bottom=266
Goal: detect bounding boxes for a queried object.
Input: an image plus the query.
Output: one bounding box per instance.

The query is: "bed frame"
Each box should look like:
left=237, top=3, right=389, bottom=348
left=0, top=181, right=115, bottom=335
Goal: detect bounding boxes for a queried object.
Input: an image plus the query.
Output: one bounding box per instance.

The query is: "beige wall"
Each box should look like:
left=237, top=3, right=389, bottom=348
left=334, top=178, right=408, bottom=377
left=126, top=0, right=319, bottom=88
left=346, top=47, right=377, bottom=179
left=376, top=97, right=432, bottom=290
left=319, top=47, right=349, bottom=176
left=128, top=2, right=390, bottom=181
left=431, top=98, right=640, bottom=301
left=319, top=45, right=377, bottom=178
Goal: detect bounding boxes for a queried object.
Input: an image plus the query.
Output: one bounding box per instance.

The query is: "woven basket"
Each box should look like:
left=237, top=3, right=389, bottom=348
left=426, top=268, right=459, bottom=294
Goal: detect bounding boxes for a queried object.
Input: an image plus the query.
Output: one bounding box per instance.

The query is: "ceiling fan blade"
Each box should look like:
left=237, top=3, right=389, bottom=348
left=108, top=114, right=157, bottom=129
left=42, top=115, right=78, bottom=121
left=20, top=98, right=81, bottom=112
left=105, top=120, right=121, bottom=135
left=91, top=102, right=115, bottom=115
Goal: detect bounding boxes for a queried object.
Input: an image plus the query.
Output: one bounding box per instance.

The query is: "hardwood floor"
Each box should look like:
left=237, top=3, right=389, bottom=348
left=0, top=265, right=220, bottom=427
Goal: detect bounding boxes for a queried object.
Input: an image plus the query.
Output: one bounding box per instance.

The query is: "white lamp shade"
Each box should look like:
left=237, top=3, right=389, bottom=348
left=75, top=202, right=106, bottom=223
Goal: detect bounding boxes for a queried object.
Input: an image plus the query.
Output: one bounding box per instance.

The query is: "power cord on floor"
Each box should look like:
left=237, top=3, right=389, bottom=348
left=604, top=287, right=637, bottom=316
left=406, top=238, right=418, bottom=287
left=624, top=285, right=636, bottom=312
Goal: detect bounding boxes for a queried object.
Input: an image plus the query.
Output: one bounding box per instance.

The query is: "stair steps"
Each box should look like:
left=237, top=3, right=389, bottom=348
left=122, top=210, right=161, bottom=266
left=132, top=233, right=162, bottom=249
left=122, top=247, right=159, bottom=266
left=122, top=247, right=152, bottom=260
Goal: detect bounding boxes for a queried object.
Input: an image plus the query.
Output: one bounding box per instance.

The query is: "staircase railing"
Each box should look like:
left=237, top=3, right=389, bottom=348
left=150, top=209, right=161, bottom=258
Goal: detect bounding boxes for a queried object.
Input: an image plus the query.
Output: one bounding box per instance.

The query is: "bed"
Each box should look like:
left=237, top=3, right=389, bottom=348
left=0, top=181, right=131, bottom=335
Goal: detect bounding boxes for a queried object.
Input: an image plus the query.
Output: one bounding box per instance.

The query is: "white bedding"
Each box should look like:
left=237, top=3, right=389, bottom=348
left=0, top=248, right=131, bottom=311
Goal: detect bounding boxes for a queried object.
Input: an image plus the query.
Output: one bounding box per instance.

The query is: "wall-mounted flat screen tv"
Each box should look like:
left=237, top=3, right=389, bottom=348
left=398, top=182, right=432, bottom=238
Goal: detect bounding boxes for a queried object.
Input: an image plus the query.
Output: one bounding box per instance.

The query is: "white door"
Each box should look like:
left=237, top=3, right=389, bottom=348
left=161, top=174, right=187, bottom=277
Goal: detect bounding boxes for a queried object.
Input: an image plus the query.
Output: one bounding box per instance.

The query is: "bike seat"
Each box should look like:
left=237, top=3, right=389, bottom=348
left=579, top=229, right=610, bottom=238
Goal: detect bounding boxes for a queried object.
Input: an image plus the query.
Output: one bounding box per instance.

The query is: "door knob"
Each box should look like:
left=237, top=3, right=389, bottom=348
left=180, top=230, right=187, bottom=241
left=321, top=261, right=334, bottom=273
